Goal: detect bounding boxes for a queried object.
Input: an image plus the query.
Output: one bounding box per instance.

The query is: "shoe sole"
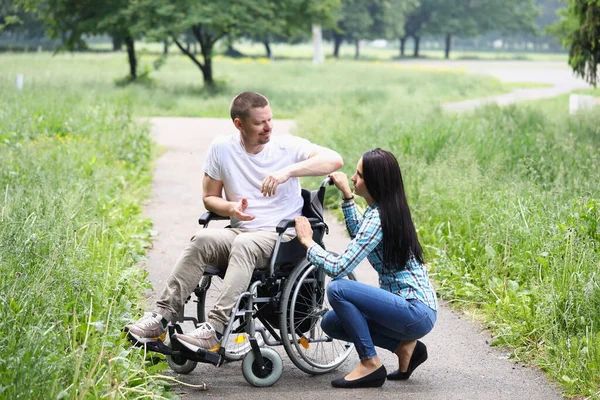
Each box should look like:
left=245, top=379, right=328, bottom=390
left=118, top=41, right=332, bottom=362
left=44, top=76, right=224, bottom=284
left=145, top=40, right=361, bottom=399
left=172, top=334, right=221, bottom=353
left=127, top=330, right=166, bottom=344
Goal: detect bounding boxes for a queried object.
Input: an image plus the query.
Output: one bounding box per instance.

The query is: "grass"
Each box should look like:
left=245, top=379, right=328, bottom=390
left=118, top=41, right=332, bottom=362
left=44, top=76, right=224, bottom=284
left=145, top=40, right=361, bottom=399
left=0, top=85, right=173, bottom=398
left=1, top=50, right=598, bottom=397
left=0, top=52, right=522, bottom=119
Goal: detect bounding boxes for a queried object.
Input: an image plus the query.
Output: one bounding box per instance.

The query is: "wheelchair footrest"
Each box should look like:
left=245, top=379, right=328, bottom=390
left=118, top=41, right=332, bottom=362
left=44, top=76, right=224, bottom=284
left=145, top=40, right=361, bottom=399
left=169, top=335, right=223, bottom=366
left=127, top=333, right=223, bottom=367
left=145, top=339, right=174, bottom=355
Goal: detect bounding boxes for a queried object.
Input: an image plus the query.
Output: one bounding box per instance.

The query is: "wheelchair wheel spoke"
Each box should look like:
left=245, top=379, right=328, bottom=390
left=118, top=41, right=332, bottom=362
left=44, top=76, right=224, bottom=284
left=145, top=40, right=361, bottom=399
left=280, top=260, right=355, bottom=374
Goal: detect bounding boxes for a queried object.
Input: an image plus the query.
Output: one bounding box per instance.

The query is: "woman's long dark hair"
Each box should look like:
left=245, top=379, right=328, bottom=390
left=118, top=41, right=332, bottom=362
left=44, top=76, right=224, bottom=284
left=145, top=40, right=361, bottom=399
left=362, top=148, right=423, bottom=270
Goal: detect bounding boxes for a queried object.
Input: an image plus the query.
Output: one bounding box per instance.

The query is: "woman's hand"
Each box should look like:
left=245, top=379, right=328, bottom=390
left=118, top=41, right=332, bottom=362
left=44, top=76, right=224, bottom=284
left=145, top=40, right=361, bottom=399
left=329, top=172, right=353, bottom=199
left=294, top=216, right=315, bottom=248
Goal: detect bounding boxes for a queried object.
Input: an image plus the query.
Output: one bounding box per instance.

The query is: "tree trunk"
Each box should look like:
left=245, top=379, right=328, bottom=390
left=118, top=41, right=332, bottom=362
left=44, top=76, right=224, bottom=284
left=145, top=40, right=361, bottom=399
left=174, top=26, right=216, bottom=87
left=263, top=40, right=272, bottom=59
left=163, top=40, right=169, bottom=55
left=112, top=35, right=122, bottom=51
left=413, top=36, right=420, bottom=58
left=355, top=39, right=360, bottom=59
left=333, top=32, right=343, bottom=58
left=201, top=46, right=214, bottom=86
left=399, top=36, right=406, bottom=57
left=124, top=35, right=137, bottom=79
left=444, top=33, right=452, bottom=59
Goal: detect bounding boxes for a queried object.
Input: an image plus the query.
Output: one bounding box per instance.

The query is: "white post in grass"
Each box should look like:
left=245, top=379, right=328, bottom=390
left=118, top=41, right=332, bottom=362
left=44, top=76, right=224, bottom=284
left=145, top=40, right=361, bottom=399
left=16, top=74, right=24, bottom=91
left=312, top=24, right=324, bottom=65
left=569, top=94, right=597, bottom=114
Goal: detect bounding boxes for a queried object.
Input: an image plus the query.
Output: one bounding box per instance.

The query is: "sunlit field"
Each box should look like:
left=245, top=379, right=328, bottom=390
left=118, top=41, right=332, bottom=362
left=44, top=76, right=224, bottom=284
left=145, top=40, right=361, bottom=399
left=1, top=50, right=598, bottom=397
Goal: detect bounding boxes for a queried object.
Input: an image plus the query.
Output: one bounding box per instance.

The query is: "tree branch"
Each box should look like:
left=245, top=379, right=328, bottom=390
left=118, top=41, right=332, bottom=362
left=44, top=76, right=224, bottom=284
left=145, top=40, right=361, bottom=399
left=173, top=37, right=205, bottom=72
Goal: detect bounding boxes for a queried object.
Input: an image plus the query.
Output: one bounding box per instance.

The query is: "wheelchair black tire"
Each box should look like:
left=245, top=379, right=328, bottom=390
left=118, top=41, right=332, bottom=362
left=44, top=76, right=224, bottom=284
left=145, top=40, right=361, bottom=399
left=279, top=259, right=355, bottom=375
left=164, top=335, right=198, bottom=374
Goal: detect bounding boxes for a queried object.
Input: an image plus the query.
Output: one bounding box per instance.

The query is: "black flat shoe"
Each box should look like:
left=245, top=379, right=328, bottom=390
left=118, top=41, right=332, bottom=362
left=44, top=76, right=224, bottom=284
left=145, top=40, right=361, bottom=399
left=331, top=365, right=387, bottom=389
left=387, top=340, right=428, bottom=380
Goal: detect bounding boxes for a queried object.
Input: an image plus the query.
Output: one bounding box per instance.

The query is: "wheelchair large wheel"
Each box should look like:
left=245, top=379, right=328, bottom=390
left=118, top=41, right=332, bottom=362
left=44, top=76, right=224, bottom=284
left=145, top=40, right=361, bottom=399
left=196, top=275, right=264, bottom=361
left=279, top=259, right=355, bottom=374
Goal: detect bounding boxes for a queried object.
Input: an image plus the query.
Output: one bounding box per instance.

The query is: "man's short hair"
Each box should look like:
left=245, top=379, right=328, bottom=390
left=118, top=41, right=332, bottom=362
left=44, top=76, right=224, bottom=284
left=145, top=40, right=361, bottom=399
left=230, top=92, right=269, bottom=121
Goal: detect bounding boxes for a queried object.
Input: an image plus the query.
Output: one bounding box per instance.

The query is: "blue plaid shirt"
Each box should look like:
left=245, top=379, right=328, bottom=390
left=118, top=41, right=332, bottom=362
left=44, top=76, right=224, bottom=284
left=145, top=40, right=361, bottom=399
left=307, top=201, right=438, bottom=311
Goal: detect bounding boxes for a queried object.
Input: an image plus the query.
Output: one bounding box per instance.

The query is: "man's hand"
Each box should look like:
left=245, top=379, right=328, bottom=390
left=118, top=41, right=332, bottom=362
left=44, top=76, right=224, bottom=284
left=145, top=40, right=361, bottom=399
left=231, top=198, right=255, bottom=221
left=261, top=169, right=291, bottom=197
left=329, top=172, right=353, bottom=199
left=294, top=216, right=315, bottom=248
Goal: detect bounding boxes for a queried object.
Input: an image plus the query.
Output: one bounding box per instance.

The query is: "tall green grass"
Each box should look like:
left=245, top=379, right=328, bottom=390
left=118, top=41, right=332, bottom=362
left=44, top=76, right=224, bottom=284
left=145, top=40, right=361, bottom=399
left=0, top=90, right=170, bottom=398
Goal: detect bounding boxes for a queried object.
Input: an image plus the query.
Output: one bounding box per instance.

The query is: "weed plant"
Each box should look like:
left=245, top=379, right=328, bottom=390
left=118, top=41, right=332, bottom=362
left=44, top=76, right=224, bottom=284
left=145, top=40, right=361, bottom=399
left=0, top=90, right=170, bottom=398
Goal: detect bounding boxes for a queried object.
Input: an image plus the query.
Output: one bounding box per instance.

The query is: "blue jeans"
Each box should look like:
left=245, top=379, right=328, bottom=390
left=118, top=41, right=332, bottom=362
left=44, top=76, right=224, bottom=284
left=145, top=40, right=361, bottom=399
left=322, top=279, right=437, bottom=360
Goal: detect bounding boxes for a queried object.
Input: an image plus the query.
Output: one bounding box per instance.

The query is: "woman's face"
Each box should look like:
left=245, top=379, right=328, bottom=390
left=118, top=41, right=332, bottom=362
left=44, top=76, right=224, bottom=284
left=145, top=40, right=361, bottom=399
left=351, top=158, right=369, bottom=198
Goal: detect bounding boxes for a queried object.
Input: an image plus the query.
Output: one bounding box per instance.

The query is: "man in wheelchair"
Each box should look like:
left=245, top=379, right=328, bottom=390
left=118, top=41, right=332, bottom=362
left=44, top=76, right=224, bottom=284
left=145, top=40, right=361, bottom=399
left=125, top=91, right=343, bottom=353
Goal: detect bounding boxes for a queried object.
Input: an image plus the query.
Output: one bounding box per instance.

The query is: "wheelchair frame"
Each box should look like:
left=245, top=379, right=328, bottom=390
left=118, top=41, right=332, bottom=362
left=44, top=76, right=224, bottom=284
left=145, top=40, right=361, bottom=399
left=142, top=178, right=355, bottom=387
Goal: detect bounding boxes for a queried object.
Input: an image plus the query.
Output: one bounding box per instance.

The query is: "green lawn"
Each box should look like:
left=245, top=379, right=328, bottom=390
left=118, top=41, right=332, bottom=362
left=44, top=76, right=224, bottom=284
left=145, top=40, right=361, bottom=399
left=1, top=51, right=598, bottom=397
left=0, top=52, right=523, bottom=119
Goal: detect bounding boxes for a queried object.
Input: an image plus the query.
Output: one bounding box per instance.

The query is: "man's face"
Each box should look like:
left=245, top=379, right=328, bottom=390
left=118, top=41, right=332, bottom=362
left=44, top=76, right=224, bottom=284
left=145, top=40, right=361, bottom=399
left=236, top=105, right=273, bottom=147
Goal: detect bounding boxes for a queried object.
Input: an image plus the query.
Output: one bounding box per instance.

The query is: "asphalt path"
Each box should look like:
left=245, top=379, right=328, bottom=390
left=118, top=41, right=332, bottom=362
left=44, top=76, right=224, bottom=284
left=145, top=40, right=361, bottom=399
left=141, top=111, right=563, bottom=399
left=397, top=60, right=592, bottom=112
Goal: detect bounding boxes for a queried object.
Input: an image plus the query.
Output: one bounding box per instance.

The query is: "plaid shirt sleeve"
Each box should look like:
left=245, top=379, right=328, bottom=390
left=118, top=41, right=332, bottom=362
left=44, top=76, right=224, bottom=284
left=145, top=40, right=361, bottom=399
left=307, top=207, right=382, bottom=279
left=342, top=200, right=362, bottom=238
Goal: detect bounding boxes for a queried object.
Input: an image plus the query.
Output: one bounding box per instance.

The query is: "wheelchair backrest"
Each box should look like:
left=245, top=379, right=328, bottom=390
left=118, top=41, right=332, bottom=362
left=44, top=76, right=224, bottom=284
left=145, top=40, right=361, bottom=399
left=301, top=187, right=325, bottom=223
left=272, top=186, right=328, bottom=266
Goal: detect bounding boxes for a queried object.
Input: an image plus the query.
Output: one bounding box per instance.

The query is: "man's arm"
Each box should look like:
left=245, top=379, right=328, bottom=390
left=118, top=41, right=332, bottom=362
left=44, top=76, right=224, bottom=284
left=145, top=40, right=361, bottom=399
left=261, top=145, right=343, bottom=196
left=203, top=174, right=255, bottom=220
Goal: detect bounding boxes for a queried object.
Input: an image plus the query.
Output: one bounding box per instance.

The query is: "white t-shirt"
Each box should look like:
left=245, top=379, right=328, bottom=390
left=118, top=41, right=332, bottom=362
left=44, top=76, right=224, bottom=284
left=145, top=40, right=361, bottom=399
left=203, top=133, right=316, bottom=231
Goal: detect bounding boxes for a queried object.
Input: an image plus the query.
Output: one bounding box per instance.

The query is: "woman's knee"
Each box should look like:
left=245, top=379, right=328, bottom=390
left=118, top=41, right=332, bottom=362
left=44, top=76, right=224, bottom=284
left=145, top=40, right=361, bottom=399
left=326, top=278, right=350, bottom=301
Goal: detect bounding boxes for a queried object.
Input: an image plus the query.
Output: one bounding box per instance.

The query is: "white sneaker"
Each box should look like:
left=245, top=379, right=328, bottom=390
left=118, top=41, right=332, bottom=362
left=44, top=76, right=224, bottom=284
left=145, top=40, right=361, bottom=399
left=174, top=322, right=220, bottom=352
left=124, top=312, right=166, bottom=343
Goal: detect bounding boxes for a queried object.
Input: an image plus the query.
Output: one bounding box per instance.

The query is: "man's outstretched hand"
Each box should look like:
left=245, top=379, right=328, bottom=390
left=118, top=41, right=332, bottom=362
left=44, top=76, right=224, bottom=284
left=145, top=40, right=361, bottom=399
left=232, top=198, right=255, bottom=221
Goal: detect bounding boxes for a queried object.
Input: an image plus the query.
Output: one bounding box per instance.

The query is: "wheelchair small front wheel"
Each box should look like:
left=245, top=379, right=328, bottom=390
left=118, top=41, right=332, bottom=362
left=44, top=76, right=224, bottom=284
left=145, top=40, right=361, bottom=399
left=241, top=348, right=283, bottom=387
left=164, top=335, right=198, bottom=374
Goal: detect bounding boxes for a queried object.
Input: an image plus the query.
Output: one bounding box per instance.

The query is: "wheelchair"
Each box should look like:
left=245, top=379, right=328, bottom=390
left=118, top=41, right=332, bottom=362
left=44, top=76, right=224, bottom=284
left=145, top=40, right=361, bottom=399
left=142, top=178, right=356, bottom=387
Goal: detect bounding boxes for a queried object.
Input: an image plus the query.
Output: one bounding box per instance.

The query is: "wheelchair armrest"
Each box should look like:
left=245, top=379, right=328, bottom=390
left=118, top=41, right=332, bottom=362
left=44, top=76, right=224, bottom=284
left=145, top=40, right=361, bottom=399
left=199, top=211, right=230, bottom=226
left=276, top=217, right=324, bottom=233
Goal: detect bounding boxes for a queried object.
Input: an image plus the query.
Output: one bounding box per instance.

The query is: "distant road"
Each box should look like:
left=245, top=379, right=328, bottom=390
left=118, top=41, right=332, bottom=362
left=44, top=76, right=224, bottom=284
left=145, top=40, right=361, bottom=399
left=398, top=60, right=591, bottom=112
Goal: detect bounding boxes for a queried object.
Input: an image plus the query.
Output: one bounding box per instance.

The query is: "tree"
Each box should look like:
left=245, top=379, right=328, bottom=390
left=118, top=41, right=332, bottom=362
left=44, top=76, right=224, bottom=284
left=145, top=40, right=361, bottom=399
left=130, top=0, right=271, bottom=86
left=1, top=0, right=22, bottom=34
left=19, top=0, right=140, bottom=79
left=370, top=0, right=418, bottom=57
left=331, top=0, right=372, bottom=58
left=550, top=0, right=600, bottom=86
left=332, top=0, right=417, bottom=59
left=251, top=0, right=339, bottom=59
left=400, top=0, right=437, bottom=57
left=403, top=0, right=538, bottom=59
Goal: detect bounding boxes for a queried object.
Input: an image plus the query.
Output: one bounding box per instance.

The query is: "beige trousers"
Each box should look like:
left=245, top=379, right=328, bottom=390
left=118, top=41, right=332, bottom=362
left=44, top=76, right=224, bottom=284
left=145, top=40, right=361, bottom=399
left=155, top=228, right=290, bottom=334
